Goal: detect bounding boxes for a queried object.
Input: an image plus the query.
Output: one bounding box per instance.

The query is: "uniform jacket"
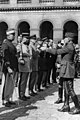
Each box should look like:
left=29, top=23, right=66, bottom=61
left=47, top=42, right=75, bottom=78
left=2, top=39, right=18, bottom=73
left=18, top=43, right=31, bottom=72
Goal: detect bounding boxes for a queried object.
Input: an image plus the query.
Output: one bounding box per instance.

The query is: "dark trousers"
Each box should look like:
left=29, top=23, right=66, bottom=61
left=63, top=78, right=79, bottom=108
left=52, top=65, right=56, bottom=83
left=29, top=71, right=38, bottom=92
left=42, top=71, right=48, bottom=87
left=58, top=77, right=63, bottom=100
left=37, top=71, right=43, bottom=90
left=18, top=72, right=29, bottom=97
left=47, top=69, right=52, bottom=84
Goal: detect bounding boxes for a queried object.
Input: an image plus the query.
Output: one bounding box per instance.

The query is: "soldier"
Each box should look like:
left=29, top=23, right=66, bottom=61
left=47, top=39, right=57, bottom=85
left=37, top=37, right=49, bottom=91
left=28, top=35, right=39, bottom=96
left=1, top=28, right=18, bottom=107
left=18, top=33, right=31, bottom=101
left=46, top=32, right=80, bottom=114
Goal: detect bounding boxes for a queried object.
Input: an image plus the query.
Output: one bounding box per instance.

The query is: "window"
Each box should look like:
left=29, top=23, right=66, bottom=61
left=63, top=0, right=79, bottom=2
left=39, top=0, right=55, bottom=3
left=17, top=0, right=31, bottom=3
left=0, top=0, right=9, bottom=4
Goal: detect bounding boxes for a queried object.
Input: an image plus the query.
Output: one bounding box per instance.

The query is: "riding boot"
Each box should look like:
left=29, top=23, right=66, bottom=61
left=58, top=87, right=63, bottom=101
left=58, top=93, right=70, bottom=112
left=69, top=95, right=80, bottom=114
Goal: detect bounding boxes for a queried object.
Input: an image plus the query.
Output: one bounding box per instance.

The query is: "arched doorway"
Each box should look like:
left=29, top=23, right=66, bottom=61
left=40, top=21, right=53, bottom=39
left=0, top=22, right=8, bottom=44
left=18, top=21, right=30, bottom=35
left=63, top=21, right=78, bottom=44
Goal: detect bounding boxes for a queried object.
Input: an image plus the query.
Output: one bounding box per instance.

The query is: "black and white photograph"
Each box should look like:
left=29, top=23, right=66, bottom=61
left=0, top=0, right=80, bottom=120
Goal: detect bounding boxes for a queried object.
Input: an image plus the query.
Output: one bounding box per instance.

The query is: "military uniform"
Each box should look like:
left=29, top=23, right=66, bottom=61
left=1, top=30, right=18, bottom=106
left=18, top=36, right=31, bottom=100
left=28, top=35, right=39, bottom=95
left=46, top=33, right=80, bottom=114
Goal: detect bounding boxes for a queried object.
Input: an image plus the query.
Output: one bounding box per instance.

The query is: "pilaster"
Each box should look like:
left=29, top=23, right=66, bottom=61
left=30, top=28, right=39, bottom=37
left=53, top=28, right=63, bottom=43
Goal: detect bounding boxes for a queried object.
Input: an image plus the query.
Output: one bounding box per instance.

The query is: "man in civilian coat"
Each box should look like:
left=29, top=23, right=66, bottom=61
left=46, top=32, right=80, bottom=114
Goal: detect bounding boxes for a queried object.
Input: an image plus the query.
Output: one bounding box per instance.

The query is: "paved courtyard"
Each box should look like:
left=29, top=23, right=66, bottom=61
left=0, top=78, right=80, bottom=120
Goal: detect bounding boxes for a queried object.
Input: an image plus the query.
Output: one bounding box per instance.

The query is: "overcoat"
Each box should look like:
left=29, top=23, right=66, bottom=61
left=1, top=39, right=18, bottom=101
left=2, top=39, right=18, bottom=73
left=38, top=51, right=48, bottom=71
left=18, top=43, right=31, bottom=73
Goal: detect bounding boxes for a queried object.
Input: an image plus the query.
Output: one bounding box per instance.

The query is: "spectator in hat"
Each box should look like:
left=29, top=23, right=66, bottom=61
left=46, top=32, right=80, bottom=114
left=1, top=28, right=18, bottom=107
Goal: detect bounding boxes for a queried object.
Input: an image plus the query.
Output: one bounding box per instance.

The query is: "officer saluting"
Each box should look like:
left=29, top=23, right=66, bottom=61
left=46, top=32, right=80, bottom=114
left=1, top=29, right=18, bottom=107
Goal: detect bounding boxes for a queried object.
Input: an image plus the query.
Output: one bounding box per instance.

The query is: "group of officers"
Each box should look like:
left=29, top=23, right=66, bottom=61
left=1, top=28, right=80, bottom=115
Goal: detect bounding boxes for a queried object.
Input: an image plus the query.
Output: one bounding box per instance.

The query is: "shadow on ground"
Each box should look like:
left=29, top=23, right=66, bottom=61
left=0, top=83, right=58, bottom=120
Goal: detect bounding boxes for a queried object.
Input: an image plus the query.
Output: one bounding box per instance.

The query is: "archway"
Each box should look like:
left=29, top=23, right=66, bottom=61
left=40, top=21, right=53, bottom=39
left=18, top=21, right=30, bottom=35
left=63, top=21, right=78, bottom=44
left=0, top=22, right=8, bottom=44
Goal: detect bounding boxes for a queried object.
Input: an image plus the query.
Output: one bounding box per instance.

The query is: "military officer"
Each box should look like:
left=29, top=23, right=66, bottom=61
left=28, top=35, right=39, bottom=96
left=18, top=33, right=31, bottom=101
left=1, top=28, right=18, bottom=107
left=46, top=32, right=80, bottom=114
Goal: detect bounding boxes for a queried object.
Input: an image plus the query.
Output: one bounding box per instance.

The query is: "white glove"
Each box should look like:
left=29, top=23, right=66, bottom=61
left=40, top=46, right=47, bottom=51
left=7, top=67, right=13, bottom=74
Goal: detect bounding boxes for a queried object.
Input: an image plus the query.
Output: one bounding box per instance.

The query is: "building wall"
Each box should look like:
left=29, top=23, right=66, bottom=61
left=0, top=0, right=80, bottom=44
left=0, top=10, right=80, bottom=43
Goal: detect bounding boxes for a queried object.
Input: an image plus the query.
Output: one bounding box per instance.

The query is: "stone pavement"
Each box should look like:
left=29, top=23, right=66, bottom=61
left=0, top=78, right=80, bottom=120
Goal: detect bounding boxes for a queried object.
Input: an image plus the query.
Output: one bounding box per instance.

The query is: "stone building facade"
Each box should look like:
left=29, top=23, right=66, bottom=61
left=0, top=0, right=80, bottom=44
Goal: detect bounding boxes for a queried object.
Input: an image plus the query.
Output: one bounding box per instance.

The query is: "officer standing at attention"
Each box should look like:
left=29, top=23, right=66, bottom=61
left=28, top=35, right=38, bottom=96
left=18, top=33, right=31, bottom=101
left=46, top=32, right=80, bottom=114
left=1, top=28, right=18, bottom=107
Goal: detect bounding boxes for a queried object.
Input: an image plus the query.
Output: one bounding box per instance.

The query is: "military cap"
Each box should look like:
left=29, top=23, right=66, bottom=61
left=6, top=28, right=15, bottom=35
left=42, top=37, right=48, bottom=41
left=30, top=34, right=36, bottom=40
left=65, top=32, right=77, bottom=38
left=22, top=33, right=30, bottom=39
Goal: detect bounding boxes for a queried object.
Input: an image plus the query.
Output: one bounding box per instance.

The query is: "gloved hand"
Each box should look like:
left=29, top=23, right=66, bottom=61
left=7, top=67, right=13, bottom=74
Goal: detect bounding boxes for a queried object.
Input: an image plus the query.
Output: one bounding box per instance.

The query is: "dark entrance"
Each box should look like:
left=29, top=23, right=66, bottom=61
left=63, top=21, right=78, bottom=44
left=40, top=21, right=53, bottom=39
left=18, top=21, right=30, bottom=35
left=0, top=22, right=8, bottom=44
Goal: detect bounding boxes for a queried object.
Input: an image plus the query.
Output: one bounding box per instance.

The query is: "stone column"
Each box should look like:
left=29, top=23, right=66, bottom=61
left=53, top=28, right=63, bottom=44
left=30, top=28, right=39, bottom=37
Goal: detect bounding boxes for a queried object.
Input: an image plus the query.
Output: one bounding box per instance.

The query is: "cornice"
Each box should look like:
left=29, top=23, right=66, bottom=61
left=0, top=6, right=80, bottom=12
